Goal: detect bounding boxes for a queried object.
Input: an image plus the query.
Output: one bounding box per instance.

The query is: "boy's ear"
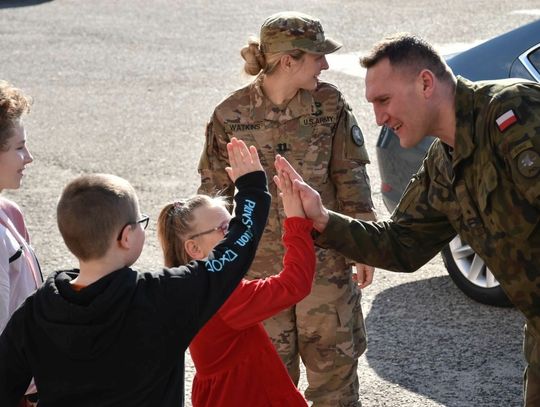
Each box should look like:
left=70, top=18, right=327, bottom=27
left=117, top=225, right=130, bottom=248
left=117, top=224, right=135, bottom=249
left=185, top=239, right=204, bottom=260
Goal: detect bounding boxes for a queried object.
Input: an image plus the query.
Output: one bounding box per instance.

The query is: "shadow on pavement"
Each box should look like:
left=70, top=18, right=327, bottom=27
left=365, top=275, right=525, bottom=407
left=0, top=0, right=52, bottom=9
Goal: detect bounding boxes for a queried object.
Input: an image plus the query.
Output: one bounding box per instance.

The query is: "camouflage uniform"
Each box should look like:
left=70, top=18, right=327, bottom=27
left=316, top=77, right=540, bottom=406
left=198, top=75, right=376, bottom=406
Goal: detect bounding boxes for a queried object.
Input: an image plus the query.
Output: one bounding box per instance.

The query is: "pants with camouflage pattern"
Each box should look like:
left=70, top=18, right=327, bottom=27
left=524, top=323, right=540, bottom=406
left=263, top=270, right=367, bottom=407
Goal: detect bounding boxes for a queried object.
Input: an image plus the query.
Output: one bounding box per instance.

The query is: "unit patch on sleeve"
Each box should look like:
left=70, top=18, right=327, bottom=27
left=351, top=125, right=364, bottom=146
left=495, top=109, right=518, bottom=132
left=516, top=149, right=540, bottom=178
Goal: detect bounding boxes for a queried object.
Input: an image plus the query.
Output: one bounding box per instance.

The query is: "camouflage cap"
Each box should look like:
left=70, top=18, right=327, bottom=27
left=260, top=11, right=342, bottom=55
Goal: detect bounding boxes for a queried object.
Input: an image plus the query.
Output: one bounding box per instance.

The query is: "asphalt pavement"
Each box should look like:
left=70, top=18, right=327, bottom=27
left=1, top=1, right=538, bottom=406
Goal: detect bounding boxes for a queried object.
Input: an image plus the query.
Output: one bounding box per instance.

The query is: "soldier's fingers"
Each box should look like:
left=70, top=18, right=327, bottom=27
left=292, top=179, right=310, bottom=195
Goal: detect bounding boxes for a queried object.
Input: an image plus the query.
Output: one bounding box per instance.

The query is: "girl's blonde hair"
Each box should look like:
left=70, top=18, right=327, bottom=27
left=157, top=195, right=229, bottom=267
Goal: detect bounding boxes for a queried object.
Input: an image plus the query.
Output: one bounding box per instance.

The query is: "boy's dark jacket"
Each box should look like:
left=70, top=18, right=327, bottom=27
left=0, top=171, right=270, bottom=407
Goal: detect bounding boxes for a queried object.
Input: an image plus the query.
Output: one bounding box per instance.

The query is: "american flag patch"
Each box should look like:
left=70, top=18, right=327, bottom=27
left=495, top=109, right=518, bottom=132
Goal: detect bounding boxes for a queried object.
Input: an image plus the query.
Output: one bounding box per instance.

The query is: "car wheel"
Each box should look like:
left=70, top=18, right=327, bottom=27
left=441, top=236, right=512, bottom=307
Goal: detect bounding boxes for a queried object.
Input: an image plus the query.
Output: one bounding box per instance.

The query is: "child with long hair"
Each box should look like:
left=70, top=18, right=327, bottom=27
left=157, top=170, right=316, bottom=407
left=0, top=80, right=41, bottom=407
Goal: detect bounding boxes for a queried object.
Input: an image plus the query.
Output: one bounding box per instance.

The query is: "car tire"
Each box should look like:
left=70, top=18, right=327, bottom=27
left=441, top=236, right=513, bottom=307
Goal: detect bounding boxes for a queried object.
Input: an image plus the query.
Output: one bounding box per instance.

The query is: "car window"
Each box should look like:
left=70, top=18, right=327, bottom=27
left=516, top=44, right=540, bottom=82
left=528, top=47, right=540, bottom=76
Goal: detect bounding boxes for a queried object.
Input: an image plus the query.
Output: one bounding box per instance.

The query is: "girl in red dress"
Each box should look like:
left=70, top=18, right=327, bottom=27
left=157, top=170, right=315, bottom=407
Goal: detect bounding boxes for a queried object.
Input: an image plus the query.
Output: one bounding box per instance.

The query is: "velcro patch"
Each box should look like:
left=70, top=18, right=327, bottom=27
left=516, top=150, right=540, bottom=178
left=351, top=125, right=364, bottom=146
left=496, top=109, right=518, bottom=132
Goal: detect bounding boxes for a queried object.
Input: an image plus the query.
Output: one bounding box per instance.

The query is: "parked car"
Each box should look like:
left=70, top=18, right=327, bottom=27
left=375, top=19, right=540, bottom=307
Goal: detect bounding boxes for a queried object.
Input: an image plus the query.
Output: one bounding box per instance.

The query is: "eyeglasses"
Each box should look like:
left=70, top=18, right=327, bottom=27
left=117, top=214, right=150, bottom=241
left=188, top=219, right=229, bottom=240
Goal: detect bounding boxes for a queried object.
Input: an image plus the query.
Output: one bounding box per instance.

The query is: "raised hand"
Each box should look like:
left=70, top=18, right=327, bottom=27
left=273, top=169, right=305, bottom=218
left=274, top=155, right=329, bottom=231
left=225, top=137, right=264, bottom=182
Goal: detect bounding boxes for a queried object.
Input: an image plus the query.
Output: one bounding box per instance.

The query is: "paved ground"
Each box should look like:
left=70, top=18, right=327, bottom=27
left=1, top=1, right=538, bottom=405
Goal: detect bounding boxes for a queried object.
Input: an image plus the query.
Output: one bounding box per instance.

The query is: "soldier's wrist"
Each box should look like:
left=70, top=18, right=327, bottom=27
left=313, top=208, right=330, bottom=232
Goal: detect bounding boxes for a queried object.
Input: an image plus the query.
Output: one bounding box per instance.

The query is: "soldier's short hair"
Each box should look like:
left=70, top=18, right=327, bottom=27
left=0, top=80, right=32, bottom=151
left=57, top=173, right=139, bottom=261
left=360, top=33, right=454, bottom=83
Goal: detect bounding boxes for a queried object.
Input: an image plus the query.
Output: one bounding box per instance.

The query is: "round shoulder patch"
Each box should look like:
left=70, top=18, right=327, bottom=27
left=351, top=125, right=364, bottom=147
left=516, top=150, right=540, bottom=178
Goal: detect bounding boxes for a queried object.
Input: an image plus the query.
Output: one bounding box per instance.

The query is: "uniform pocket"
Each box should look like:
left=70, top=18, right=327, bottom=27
left=334, top=288, right=367, bottom=367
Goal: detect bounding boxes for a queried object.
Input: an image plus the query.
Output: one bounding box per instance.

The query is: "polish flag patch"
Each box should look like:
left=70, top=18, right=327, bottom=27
left=495, top=109, right=518, bottom=132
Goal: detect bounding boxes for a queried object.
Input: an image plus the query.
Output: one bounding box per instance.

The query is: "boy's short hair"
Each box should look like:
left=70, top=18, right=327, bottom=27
left=360, top=33, right=454, bottom=83
left=57, top=173, right=139, bottom=261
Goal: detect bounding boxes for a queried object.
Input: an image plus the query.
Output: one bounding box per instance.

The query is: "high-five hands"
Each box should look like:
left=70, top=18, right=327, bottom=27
left=273, top=170, right=305, bottom=218
left=225, top=137, right=264, bottom=182
left=274, top=154, right=329, bottom=232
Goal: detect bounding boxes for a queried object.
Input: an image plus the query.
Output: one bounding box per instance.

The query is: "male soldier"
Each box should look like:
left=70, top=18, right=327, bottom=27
left=275, top=33, right=540, bottom=406
left=198, top=11, right=377, bottom=407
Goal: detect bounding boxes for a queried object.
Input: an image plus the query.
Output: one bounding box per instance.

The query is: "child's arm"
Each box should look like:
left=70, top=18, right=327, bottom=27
left=218, top=217, right=315, bottom=330
left=158, top=138, right=271, bottom=344
left=217, top=170, right=316, bottom=330
left=0, top=306, right=32, bottom=407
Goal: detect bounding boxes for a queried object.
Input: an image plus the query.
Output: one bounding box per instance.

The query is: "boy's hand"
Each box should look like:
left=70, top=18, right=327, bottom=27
left=225, top=137, right=264, bottom=182
left=274, top=155, right=329, bottom=231
left=273, top=170, right=305, bottom=218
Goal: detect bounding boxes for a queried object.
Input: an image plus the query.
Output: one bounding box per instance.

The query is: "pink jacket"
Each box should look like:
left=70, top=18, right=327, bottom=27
left=0, top=197, right=42, bottom=333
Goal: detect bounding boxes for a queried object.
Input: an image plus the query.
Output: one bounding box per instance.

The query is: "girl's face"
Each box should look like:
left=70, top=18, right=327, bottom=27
left=0, top=121, right=33, bottom=192
left=290, top=52, right=329, bottom=91
left=188, top=203, right=232, bottom=259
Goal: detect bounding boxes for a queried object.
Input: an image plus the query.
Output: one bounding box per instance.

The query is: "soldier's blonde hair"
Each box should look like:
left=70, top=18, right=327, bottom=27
left=157, top=195, right=229, bottom=267
left=241, top=37, right=305, bottom=76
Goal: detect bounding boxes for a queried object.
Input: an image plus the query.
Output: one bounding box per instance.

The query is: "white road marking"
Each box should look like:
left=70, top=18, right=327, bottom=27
left=510, top=9, right=540, bottom=16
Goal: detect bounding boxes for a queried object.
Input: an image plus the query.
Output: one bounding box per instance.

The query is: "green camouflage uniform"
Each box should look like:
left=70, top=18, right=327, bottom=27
left=316, top=77, right=540, bottom=406
left=198, top=75, right=376, bottom=406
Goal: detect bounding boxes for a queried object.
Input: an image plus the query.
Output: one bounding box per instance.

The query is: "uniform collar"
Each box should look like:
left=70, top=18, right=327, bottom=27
left=250, top=74, right=314, bottom=123
left=452, top=76, right=477, bottom=166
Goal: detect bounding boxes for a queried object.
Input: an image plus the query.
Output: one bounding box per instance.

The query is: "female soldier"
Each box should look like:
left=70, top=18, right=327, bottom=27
left=197, top=11, right=376, bottom=407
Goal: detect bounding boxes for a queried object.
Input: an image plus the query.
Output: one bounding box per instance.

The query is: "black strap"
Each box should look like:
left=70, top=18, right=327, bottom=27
left=8, top=246, right=23, bottom=263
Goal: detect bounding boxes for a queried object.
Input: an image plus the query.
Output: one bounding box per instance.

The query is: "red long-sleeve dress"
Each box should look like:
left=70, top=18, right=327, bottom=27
left=189, top=217, right=316, bottom=407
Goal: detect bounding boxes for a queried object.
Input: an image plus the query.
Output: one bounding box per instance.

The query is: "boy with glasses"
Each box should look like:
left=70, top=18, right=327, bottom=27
left=0, top=138, right=270, bottom=407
